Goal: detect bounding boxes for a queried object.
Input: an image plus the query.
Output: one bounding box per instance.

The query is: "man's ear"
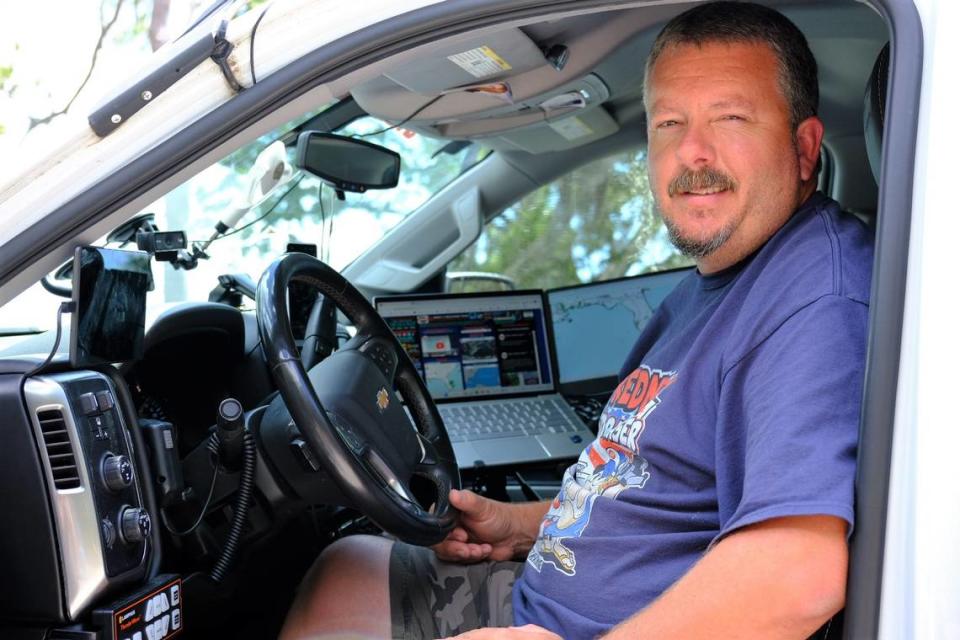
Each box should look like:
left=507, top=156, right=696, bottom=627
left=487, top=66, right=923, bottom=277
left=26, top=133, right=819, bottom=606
left=795, top=116, right=825, bottom=182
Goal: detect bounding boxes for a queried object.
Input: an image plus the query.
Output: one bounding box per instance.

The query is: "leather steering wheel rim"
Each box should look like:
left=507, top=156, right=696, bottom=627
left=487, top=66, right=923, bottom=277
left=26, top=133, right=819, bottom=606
left=256, top=252, right=460, bottom=545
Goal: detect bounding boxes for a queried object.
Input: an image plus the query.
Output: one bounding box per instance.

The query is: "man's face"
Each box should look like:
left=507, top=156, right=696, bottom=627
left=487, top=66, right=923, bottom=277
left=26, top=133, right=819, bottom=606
left=645, top=40, right=822, bottom=273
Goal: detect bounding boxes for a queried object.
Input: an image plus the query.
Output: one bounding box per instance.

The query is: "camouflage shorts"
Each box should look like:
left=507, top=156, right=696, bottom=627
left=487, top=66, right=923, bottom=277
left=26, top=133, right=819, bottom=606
left=389, top=542, right=524, bottom=639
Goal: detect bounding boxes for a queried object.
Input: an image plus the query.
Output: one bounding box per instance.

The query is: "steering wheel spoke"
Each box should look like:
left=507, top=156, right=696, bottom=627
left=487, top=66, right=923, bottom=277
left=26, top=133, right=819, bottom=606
left=357, top=336, right=401, bottom=384
left=415, top=433, right=440, bottom=468
left=339, top=332, right=371, bottom=352
left=362, top=448, right=417, bottom=504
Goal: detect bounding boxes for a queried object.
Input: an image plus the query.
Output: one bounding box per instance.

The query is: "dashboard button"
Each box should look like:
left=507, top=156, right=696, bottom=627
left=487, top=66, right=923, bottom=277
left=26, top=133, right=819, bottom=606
left=79, top=392, right=99, bottom=416
left=102, top=454, right=134, bottom=492
left=119, top=506, right=151, bottom=544
left=95, top=390, right=115, bottom=412
left=101, top=517, right=117, bottom=548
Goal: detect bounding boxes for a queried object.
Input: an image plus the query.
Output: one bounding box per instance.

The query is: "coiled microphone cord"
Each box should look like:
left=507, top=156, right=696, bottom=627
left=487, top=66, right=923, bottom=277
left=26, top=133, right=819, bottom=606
left=209, top=430, right=257, bottom=583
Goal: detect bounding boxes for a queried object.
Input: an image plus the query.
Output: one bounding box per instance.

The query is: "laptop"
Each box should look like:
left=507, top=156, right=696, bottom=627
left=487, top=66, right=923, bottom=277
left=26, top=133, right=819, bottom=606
left=375, top=290, right=594, bottom=469
left=547, top=268, right=693, bottom=396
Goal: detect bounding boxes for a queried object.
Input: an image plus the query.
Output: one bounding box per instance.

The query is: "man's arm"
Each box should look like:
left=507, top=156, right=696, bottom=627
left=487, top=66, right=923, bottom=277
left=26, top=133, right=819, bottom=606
left=450, top=514, right=846, bottom=640
left=604, top=514, right=847, bottom=639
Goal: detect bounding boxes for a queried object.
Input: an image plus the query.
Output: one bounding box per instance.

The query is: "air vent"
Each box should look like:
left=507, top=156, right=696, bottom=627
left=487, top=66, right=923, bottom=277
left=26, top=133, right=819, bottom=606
left=37, top=409, right=81, bottom=490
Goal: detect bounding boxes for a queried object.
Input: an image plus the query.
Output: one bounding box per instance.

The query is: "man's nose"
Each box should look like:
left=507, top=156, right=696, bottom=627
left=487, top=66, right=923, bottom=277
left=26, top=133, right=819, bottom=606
left=674, top=122, right=715, bottom=167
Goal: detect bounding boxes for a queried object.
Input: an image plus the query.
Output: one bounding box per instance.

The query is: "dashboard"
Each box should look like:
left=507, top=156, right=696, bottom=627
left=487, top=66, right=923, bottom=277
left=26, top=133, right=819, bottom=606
left=0, top=369, right=152, bottom=626
left=126, top=303, right=273, bottom=454
left=0, top=300, right=285, bottom=638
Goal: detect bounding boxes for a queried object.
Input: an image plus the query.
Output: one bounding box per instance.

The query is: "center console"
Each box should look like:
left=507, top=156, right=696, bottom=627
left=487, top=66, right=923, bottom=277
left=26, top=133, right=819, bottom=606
left=1, top=370, right=153, bottom=628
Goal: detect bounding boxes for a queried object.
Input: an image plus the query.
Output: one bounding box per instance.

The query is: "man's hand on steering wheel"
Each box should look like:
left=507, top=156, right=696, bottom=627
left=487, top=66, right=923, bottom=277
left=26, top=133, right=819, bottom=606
left=433, top=489, right=548, bottom=563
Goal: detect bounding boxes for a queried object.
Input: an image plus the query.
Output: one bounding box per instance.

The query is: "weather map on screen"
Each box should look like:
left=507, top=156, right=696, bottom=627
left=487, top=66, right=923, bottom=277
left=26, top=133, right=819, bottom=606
left=548, top=269, right=691, bottom=384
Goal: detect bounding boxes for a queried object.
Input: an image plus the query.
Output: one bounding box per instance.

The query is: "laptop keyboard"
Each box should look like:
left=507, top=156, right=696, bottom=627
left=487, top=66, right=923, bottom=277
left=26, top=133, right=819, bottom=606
left=439, top=397, right=584, bottom=443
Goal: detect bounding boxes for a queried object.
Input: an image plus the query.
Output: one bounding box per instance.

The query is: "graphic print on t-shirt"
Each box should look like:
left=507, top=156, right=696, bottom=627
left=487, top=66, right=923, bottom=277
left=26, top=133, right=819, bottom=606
left=527, top=365, right=677, bottom=576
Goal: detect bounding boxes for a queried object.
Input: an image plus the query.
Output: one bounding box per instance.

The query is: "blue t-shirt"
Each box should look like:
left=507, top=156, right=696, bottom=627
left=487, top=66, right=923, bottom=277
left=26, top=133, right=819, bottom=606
left=513, top=193, right=873, bottom=638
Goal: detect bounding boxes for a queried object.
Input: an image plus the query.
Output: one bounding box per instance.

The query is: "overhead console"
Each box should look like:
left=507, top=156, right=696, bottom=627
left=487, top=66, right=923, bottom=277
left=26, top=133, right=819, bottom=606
left=348, top=14, right=654, bottom=153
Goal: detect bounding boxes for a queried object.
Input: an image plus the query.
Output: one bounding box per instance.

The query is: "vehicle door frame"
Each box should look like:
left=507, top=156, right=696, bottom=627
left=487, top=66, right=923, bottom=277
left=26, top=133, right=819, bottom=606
left=0, top=1, right=925, bottom=637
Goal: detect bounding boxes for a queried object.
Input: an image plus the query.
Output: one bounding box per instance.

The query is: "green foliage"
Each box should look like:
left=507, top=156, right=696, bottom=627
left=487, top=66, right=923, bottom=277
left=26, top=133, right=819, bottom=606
left=125, top=0, right=152, bottom=43
left=451, top=149, right=689, bottom=289
left=0, top=65, right=12, bottom=91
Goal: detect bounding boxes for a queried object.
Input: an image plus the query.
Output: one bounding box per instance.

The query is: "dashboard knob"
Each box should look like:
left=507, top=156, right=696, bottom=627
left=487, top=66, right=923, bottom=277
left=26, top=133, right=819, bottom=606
left=119, top=506, right=151, bottom=544
left=101, top=454, right=134, bottom=492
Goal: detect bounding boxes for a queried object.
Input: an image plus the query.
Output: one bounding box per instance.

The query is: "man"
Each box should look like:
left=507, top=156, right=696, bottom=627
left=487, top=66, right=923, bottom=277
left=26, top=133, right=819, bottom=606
left=282, top=2, right=872, bottom=638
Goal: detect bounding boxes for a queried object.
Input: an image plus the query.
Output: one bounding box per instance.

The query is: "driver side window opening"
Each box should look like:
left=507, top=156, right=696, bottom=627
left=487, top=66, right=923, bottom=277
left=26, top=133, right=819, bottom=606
left=450, top=148, right=692, bottom=292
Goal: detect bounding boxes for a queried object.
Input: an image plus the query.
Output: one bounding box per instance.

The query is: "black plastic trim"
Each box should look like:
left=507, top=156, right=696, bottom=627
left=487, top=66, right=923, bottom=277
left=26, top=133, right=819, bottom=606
left=0, top=0, right=644, bottom=290
left=95, top=366, right=162, bottom=580
left=88, top=34, right=216, bottom=137
left=844, top=1, right=923, bottom=639
left=279, top=97, right=366, bottom=146
left=141, top=302, right=244, bottom=354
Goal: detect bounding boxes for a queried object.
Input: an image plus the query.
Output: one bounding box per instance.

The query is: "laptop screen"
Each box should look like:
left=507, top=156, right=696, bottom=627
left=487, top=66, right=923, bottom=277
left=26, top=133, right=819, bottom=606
left=547, top=268, right=692, bottom=387
left=375, top=291, right=556, bottom=401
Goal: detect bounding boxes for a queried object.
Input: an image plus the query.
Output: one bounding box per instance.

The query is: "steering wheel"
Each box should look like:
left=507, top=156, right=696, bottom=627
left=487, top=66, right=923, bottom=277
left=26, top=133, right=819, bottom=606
left=256, top=252, right=460, bottom=545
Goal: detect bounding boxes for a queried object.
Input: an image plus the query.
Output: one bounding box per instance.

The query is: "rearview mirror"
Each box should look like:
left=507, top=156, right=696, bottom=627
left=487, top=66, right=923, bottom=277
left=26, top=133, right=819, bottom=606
left=295, top=132, right=400, bottom=193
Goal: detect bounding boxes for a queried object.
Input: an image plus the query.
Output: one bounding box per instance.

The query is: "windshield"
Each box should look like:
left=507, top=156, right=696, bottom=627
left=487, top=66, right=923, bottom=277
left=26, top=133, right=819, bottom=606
left=0, top=106, right=490, bottom=333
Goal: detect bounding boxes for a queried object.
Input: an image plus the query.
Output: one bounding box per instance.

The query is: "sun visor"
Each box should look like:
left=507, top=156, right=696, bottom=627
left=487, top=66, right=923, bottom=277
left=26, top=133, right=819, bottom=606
left=352, top=15, right=647, bottom=129
left=430, top=74, right=618, bottom=152
left=493, top=107, right=620, bottom=154
left=383, top=29, right=547, bottom=94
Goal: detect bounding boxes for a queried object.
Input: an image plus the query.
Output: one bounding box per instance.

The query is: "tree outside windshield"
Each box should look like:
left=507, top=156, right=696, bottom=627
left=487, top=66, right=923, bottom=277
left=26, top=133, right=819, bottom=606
left=451, top=148, right=691, bottom=291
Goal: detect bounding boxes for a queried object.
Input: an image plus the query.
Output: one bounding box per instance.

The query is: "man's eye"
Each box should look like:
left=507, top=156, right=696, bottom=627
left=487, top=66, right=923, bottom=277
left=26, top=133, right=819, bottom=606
left=656, top=120, right=679, bottom=129
left=721, top=114, right=745, bottom=122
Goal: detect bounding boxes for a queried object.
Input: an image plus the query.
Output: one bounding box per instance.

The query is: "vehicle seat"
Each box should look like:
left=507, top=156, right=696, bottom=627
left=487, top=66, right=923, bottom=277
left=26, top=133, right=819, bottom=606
left=863, top=43, right=890, bottom=183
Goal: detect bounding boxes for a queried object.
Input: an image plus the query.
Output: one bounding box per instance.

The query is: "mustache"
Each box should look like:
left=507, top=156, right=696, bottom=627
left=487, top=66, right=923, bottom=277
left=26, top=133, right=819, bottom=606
left=667, top=167, right=737, bottom=197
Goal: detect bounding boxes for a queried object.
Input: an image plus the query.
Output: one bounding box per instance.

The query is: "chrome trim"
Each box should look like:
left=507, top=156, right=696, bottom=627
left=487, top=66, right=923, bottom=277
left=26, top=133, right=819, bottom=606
left=24, top=373, right=107, bottom=620
left=365, top=450, right=415, bottom=503
left=415, top=432, right=428, bottom=464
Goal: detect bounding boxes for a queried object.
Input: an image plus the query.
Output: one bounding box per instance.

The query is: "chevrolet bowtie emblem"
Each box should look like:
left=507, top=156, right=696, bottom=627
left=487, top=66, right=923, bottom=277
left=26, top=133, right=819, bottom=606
left=376, top=387, right=390, bottom=412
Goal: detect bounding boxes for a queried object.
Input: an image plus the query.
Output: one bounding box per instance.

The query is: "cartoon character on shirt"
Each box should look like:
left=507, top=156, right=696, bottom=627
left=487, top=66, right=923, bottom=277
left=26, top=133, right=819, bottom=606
left=527, top=366, right=676, bottom=576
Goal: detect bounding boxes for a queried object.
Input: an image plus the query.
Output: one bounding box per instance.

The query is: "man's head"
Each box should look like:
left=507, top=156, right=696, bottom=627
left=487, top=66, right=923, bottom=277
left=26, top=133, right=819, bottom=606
left=644, top=1, right=824, bottom=273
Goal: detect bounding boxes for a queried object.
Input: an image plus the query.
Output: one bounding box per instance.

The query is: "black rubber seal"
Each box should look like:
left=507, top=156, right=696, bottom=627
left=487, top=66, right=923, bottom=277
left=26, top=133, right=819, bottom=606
left=844, top=1, right=923, bottom=638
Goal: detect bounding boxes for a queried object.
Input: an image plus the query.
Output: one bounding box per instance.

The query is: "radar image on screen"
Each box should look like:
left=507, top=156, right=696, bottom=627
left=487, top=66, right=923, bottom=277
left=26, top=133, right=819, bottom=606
left=548, top=269, right=691, bottom=384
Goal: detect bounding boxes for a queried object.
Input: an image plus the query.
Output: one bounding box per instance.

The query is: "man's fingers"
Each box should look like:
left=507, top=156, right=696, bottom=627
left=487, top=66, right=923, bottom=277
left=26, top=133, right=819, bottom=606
left=435, top=540, right=492, bottom=563
left=450, top=542, right=491, bottom=561
left=430, top=527, right=467, bottom=556
left=449, top=488, right=489, bottom=517
left=448, top=527, right=469, bottom=542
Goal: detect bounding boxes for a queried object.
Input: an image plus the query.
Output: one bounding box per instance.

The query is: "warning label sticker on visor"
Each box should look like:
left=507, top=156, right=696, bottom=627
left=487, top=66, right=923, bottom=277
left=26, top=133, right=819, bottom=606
left=447, top=46, right=512, bottom=78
